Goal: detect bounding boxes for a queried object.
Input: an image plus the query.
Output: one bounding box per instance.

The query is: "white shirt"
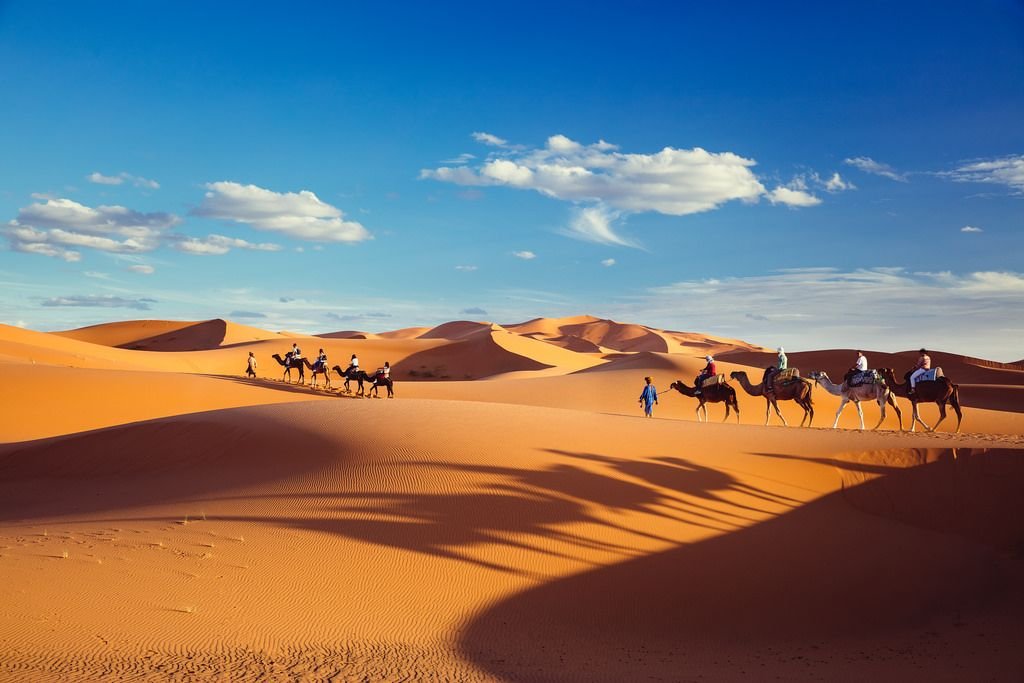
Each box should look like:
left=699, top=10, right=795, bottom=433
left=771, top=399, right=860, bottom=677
left=856, top=355, right=868, bottom=372
left=292, top=347, right=302, bottom=359
left=351, top=356, right=359, bottom=367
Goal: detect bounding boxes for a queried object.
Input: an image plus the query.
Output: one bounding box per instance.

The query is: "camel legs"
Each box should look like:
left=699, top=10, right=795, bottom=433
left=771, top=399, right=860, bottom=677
left=909, top=402, right=932, bottom=432
left=766, top=397, right=788, bottom=426
left=870, top=397, right=886, bottom=431
left=695, top=403, right=705, bottom=423
left=886, top=393, right=903, bottom=431
left=831, top=397, right=850, bottom=429
left=932, top=402, right=950, bottom=432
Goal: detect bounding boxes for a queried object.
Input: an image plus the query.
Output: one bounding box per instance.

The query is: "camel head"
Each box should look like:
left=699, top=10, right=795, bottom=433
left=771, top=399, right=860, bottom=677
left=807, top=370, right=827, bottom=383
left=729, top=370, right=745, bottom=380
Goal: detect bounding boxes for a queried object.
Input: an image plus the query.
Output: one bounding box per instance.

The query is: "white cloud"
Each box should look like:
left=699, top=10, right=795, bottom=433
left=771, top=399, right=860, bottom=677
left=442, top=153, right=476, bottom=164
left=471, top=131, right=508, bottom=147
left=87, top=172, right=123, bottom=185
left=623, top=267, right=1024, bottom=361
left=564, top=205, right=636, bottom=247
left=513, top=250, right=536, bottom=260
left=194, top=182, right=371, bottom=242
left=945, top=155, right=1024, bottom=193
left=83, top=271, right=111, bottom=279
left=601, top=258, right=616, bottom=267
left=87, top=171, right=160, bottom=189
left=128, top=264, right=155, bottom=274
left=5, top=197, right=180, bottom=259
left=961, top=225, right=983, bottom=233
left=824, top=172, right=855, bottom=192
left=766, top=185, right=822, bottom=207
left=455, top=265, right=478, bottom=271
left=42, top=295, right=157, bottom=310
left=843, top=156, right=907, bottom=182
left=424, top=135, right=769, bottom=217
left=170, top=233, right=283, bottom=256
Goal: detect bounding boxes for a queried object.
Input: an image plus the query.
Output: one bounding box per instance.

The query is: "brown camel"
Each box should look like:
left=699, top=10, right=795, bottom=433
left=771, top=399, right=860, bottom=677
left=878, top=367, right=963, bottom=433
left=302, top=358, right=331, bottom=389
left=730, top=370, right=814, bottom=427
left=668, top=380, right=740, bottom=423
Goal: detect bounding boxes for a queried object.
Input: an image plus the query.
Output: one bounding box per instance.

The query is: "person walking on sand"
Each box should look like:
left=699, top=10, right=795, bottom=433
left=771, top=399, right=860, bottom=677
left=246, top=351, right=257, bottom=378
left=638, top=376, right=658, bottom=417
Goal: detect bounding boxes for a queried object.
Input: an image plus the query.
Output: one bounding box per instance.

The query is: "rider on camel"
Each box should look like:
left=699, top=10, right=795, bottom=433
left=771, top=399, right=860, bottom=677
left=908, top=348, right=931, bottom=396
left=344, top=353, right=359, bottom=376
left=694, top=355, right=717, bottom=395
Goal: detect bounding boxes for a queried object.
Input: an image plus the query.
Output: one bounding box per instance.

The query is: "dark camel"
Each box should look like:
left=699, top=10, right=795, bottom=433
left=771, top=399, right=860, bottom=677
left=878, top=367, right=963, bottom=433
left=271, top=353, right=305, bottom=384
left=333, top=366, right=394, bottom=398
left=730, top=370, right=814, bottom=427
left=668, top=380, right=740, bottom=423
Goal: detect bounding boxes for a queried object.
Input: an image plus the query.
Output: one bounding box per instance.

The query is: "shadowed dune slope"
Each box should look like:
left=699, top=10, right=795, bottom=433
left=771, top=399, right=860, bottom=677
left=461, top=447, right=1024, bottom=682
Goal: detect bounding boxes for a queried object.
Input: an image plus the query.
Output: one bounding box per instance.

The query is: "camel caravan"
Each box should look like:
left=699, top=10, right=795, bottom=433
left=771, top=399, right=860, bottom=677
left=256, top=344, right=395, bottom=399
left=665, top=348, right=962, bottom=433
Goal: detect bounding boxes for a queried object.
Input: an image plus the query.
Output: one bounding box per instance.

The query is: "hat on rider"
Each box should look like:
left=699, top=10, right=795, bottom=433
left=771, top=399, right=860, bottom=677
left=705, top=355, right=713, bottom=361
left=777, top=346, right=784, bottom=353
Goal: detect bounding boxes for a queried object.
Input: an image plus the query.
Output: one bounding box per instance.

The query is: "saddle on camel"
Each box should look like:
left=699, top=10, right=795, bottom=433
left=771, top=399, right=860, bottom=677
left=762, top=367, right=802, bottom=394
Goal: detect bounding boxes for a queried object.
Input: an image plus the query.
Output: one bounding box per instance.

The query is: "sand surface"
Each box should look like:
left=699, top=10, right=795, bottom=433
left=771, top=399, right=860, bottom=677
left=1, top=318, right=1022, bottom=681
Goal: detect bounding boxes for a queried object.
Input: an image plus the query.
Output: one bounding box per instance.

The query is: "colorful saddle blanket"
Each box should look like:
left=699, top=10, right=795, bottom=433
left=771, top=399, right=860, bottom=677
left=917, top=367, right=944, bottom=383
left=847, top=370, right=880, bottom=387
left=701, top=374, right=727, bottom=388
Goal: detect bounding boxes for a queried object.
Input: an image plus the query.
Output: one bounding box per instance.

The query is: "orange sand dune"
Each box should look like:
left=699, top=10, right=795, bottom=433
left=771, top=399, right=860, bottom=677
left=0, top=399, right=1020, bottom=680
left=56, top=318, right=285, bottom=351
left=376, top=325, right=432, bottom=339
left=1, top=318, right=1023, bottom=680
left=315, top=330, right=382, bottom=340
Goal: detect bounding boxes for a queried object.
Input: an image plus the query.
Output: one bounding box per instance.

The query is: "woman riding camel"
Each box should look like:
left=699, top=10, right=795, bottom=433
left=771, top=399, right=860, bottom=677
left=908, top=348, right=931, bottom=396
left=694, top=355, right=717, bottom=395
left=314, top=348, right=328, bottom=373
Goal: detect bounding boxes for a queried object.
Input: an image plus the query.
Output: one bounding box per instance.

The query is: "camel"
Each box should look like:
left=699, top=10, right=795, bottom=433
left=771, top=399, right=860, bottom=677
left=334, top=365, right=367, bottom=395
left=302, top=358, right=331, bottom=389
left=730, top=370, right=814, bottom=427
left=332, top=366, right=395, bottom=398
left=807, top=370, right=902, bottom=431
left=271, top=353, right=305, bottom=384
left=667, top=380, right=740, bottom=423
left=878, top=367, right=963, bottom=433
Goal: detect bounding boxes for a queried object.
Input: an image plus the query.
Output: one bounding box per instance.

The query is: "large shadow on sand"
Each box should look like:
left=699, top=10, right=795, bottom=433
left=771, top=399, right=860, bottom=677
left=0, top=405, right=345, bottom=523
left=458, top=448, right=1024, bottom=681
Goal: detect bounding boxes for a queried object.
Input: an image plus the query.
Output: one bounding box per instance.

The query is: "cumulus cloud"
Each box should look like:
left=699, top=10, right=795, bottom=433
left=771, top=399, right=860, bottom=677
left=624, top=267, right=1024, bottom=361
left=513, top=250, right=536, bottom=260
left=42, top=295, right=157, bottom=310
left=87, top=171, right=160, bottom=189
left=961, top=225, right=983, bottom=233
left=944, top=155, right=1024, bottom=194
left=170, top=233, right=282, bottom=255
left=129, top=264, right=155, bottom=274
left=424, top=135, right=769, bottom=217
left=843, top=156, right=907, bottom=182
left=601, top=258, right=616, bottom=267
left=5, top=197, right=181, bottom=260
left=193, top=182, right=371, bottom=242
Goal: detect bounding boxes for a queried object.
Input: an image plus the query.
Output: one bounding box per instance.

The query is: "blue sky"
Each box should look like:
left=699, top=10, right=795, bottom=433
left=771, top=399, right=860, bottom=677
left=1, top=2, right=1023, bottom=359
